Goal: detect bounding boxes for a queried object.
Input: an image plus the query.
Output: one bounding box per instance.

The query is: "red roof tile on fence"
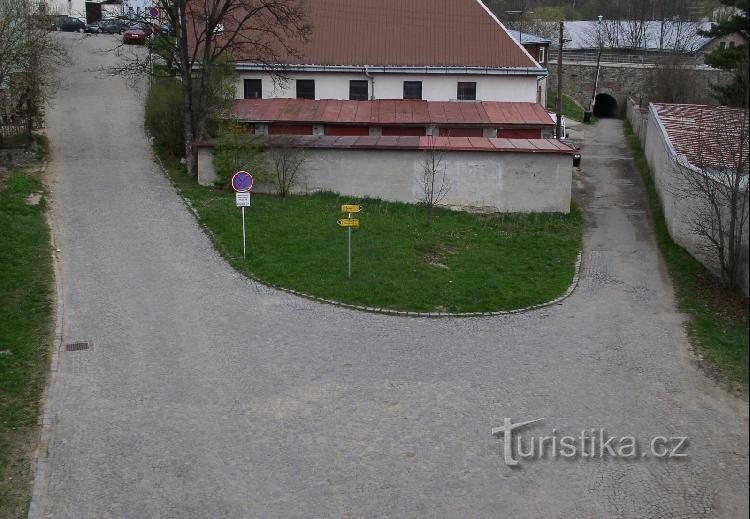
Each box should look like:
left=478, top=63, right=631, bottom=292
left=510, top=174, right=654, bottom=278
left=236, top=135, right=574, bottom=154
left=653, top=103, right=749, bottom=171
left=231, top=99, right=554, bottom=127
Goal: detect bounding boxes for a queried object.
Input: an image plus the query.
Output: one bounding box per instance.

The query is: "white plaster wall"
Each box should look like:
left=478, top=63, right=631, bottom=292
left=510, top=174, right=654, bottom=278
left=250, top=149, right=572, bottom=213
left=235, top=72, right=540, bottom=103
left=644, top=110, right=749, bottom=295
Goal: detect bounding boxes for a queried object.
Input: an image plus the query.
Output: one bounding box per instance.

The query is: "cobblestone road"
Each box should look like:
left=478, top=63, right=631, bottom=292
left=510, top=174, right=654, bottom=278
left=32, top=34, right=748, bottom=518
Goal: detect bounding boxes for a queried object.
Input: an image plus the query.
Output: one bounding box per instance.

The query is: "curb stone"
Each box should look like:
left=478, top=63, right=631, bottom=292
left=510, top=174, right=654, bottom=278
left=155, top=154, right=583, bottom=318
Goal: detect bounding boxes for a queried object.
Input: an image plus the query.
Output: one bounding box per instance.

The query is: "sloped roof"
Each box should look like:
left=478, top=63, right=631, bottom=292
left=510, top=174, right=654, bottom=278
left=230, top=99, right=554, bottom=127
left=219, top=135, right=574, bottom=154
left=652, top=102, right=749, bottom=171
left=510, top=31, right=553, bottom=45
left=231, top=0, right=539, bottom=69
left=560, top=20, right=714, bottom=51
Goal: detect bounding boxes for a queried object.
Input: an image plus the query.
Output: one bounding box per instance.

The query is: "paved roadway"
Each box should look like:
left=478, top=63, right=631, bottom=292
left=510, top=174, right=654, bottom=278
left=33, top=33, right=748, bottom=518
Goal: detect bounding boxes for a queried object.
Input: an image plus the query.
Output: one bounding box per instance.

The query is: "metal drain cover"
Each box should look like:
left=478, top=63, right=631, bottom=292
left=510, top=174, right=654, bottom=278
left=65, top=342, right=90, bottom=352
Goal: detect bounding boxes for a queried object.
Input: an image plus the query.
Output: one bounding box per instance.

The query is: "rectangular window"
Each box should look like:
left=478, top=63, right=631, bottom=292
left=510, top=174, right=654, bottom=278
left=538, top=47, right=545, bottom=63
left=457, top=82, right=477, bottom=101
left=296, top=79, right=315, bottom=99
left=243, top=79, right=262, bottom=99
left=403, top=81, right=422, bottom=100
left=349, top=80, right=368, bottom=100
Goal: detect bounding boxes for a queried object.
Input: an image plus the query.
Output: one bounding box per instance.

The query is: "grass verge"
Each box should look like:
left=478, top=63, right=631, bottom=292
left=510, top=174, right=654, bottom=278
left=160, top=150, right=582, bottom=313
left=0, top=169, right=53, bottom=518
left=547, top=91, right=587, bottom=123
left=624, top=123, right=749, bottom=385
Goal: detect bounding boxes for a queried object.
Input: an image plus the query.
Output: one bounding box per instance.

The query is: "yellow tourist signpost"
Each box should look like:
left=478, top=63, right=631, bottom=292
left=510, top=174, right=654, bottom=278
left=338, top=204, right=362, bottom=278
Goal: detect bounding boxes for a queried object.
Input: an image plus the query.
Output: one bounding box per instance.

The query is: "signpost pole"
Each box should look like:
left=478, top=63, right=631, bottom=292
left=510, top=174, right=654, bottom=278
left=242, top=206, right=247, bottom=258
left=348, top=226, right=352, bottom=278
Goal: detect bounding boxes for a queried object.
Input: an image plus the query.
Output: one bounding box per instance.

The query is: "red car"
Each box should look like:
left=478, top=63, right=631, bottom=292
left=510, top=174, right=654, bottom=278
left=122, top=22, right=154, bottom=44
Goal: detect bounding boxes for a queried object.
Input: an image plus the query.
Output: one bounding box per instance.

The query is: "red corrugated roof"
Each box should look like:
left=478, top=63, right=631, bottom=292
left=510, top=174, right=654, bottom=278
left=231, top=99, right=554, bottom=127
left=653, top=103, right=749, bottom=171
left=228, top=0, right=538, bottom=69
left=218, top=135, right=575, bottom=154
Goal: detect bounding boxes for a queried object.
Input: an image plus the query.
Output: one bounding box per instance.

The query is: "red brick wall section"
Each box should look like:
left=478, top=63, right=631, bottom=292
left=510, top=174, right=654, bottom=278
left=381, top=126, right=427, bottom=136
left=498, top=128, right=543, bottom=138
left=324, top=125, right=370, bottom=136
left=438, top=127, right=484, bottom=137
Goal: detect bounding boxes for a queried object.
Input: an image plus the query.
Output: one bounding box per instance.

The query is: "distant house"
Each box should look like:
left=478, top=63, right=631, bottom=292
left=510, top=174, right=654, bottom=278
left=554, top=20, right=747, bottom=64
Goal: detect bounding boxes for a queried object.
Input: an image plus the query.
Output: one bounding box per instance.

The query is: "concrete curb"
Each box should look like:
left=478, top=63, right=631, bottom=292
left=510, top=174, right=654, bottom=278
left=156, top=155, right=583, bottom=319
left=28, top=160, right=63, bottom=519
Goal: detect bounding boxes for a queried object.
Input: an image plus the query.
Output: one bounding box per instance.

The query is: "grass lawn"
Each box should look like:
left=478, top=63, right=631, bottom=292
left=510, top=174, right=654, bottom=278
left=547, top=91, right=588, bottom=123
left=0, top=169, right=53, bottom=518
left=625, top=124, right=749, bottom=385
left=164, top=154, right=582, bottom=313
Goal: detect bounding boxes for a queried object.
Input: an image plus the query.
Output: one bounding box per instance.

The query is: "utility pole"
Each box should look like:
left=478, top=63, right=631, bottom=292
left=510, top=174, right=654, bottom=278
left=556, top=20, right=563, bottom=140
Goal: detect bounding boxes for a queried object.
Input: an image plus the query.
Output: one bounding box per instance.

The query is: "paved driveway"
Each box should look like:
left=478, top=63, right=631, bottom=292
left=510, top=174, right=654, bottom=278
left=33, top=34, right=748, bottom=518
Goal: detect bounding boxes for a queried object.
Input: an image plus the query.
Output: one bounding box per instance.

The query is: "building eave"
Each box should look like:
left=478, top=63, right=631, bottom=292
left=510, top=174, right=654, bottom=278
left=232, top=62, right=547, bottom=77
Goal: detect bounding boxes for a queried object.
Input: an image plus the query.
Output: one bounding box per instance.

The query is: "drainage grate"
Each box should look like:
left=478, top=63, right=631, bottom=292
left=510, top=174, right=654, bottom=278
left=65, top=342, right=90, bottom=352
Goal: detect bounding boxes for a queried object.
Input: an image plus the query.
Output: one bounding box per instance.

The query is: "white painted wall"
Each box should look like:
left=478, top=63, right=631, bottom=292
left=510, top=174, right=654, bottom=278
left=643, top=107, right=749, bottom=295
left=199, top=147, right=572, bottom=213
left=235, top=72, right=540, bottom=103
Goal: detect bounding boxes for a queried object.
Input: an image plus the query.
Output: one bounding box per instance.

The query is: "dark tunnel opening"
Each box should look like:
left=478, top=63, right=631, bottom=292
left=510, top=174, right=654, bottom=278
left=593, top=93, right=618, bottom=118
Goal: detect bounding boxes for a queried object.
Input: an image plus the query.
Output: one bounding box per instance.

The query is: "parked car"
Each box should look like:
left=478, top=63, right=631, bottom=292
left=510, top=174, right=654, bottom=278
left=57, top=16, right=86, bottom=32
left=85, top=19, right=127, bottom=34
left=561, top=138, right=582, bottom=168
left=122, top=22, right=154, bottom=44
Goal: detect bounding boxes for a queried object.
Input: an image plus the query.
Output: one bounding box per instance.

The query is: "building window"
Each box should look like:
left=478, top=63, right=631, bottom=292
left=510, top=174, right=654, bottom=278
left=403, top=81, right=422, bottom=100
left=349, top=80, right=368, bottom=100
left=729, top=41, right=735, bottom=47
left=296, top=79, right=315, bottom=99
left=538, top=47, right=545, bottom=63
left=243, top=79, right=262, bottom=99
left=457, top=82, right=477, bottom=101
left=719, top=41, right=726, bottom=49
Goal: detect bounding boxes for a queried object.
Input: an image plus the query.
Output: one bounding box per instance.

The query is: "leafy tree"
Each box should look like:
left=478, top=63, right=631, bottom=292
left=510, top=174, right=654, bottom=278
left=700, top=0, right=748, bottom=107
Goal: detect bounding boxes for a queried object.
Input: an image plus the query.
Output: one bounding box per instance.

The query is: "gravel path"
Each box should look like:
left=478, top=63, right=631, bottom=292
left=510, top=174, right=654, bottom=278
left=32, top=33, right=748, bottom=518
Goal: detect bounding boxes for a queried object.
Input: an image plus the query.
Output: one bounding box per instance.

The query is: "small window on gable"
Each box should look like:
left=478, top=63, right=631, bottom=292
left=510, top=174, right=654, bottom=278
left=243, top=79, right=262, bottom=99
left=538, top=47, right=545, bottom=63
left=349, top=80, right=368, bottom=100
left=457, top=82, right=476, bottom=101
left=403, top=81, right=422, bottom=100
left=720, top=41, right=726, bottom=49
left=296, top=79, right=315, bottom=99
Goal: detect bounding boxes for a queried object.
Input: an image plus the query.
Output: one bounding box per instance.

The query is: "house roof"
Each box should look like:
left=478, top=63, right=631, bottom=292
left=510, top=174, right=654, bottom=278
left=230, top=99, right=555, bottom=127
left=652, top=102, right=749, bottom=171
left=559, top=20, right=714, bottom=51
left=230, top=0, right=539, bottom=69
left=201, top=135, right=575, bottom=154
left=510, top=31, right=553, bottom=45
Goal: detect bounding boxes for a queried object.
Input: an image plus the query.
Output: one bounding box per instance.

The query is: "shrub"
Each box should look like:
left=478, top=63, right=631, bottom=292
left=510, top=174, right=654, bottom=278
left=144, top=78, right=185, bottom=158
left=212, top=120, right=263, bottom=188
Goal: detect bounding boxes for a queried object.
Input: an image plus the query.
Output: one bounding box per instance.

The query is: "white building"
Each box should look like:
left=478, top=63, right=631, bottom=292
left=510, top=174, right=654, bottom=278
left=228, top=0, right=546, bottom=105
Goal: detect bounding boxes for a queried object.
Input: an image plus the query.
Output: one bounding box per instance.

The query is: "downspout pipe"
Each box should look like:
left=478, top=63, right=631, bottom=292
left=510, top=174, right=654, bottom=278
left=364, top=67, right=375, bottom=100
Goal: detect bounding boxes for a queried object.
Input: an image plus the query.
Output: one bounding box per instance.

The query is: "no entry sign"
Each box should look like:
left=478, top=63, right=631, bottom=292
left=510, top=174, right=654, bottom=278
left=231, top=171, right=254, bottom=193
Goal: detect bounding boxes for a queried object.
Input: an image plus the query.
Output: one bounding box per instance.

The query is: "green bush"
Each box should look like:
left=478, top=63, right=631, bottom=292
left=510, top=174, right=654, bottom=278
left=212, top=120, right=264, bottom=188
left=144, top=78, right=185, bottom=158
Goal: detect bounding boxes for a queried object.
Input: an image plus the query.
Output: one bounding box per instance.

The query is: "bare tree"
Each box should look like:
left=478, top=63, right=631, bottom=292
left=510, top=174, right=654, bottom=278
left=0, top=0, right=68, bottom=147
left=108, top=0, right=309, bottom=177
left=672, top=107, right=749, bottom=290
left=420, top=136, right=450, bottom=225
left=265, top=136, right=306, bottom=197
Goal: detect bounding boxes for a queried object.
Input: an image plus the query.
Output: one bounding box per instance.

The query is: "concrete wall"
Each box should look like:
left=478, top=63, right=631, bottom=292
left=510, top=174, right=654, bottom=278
left=235, top=72, right=541, bottom=103
left=199, top=147, right=572, bottom=213
left=643, top=105, right=749, bottom=295
left=625, top=97, right=648, bottom=146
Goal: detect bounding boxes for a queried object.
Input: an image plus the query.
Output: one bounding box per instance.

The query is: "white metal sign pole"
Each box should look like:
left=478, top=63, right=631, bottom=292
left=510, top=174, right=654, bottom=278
left=242, top=206, right=247, bottom=258
left=348, top=226, right=352, bottom=279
